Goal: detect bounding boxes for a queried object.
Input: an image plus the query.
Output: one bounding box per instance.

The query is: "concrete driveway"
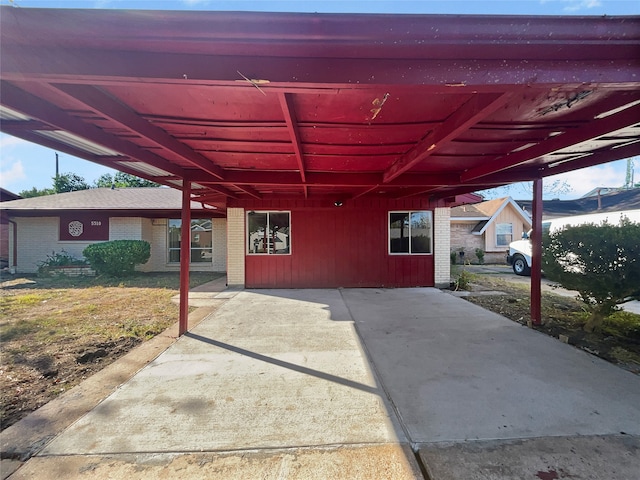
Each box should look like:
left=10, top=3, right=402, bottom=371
left=5, top=288, right=640, bottom=479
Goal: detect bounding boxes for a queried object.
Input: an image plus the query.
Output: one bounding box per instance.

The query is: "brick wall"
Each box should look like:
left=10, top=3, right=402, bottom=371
left=226, top=208, right=245, bottom=287
left=14, top=217, right=81, bottom=273
left=212, top=218, right=227, bottom=272
left=433, top=207, right=450, bottom=287
left=451, top=221, right=509, bottom=264
left=12, top=216, right=228, bottom=274
left=450, top=221, right=484, bottom=264
left=109, top=217, right=143, bottom=240
left=140, top=217, right=226, bottom=273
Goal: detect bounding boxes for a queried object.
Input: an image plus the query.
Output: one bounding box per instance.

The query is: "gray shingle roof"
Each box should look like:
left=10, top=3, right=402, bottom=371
left=0, top=187, right=215, bottom=212
left=516, top=188, right=640, bottom=219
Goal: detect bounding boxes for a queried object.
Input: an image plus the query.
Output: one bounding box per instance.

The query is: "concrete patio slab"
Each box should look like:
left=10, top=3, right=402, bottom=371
left=7, top=286, right=640, bottom=479
left=10, top=444, right=421, bottom=480
left=33, top=289, right=418, bottom=478
left=418, top=434, right=640, bottom=480
left=340, top=288, right=640, bottom=443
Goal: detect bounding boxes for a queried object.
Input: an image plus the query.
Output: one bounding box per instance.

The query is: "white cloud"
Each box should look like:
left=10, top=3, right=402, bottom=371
left=0, top=135, right=28, bottom=149
left=548, top=161, right=625, bottom=197
left=181, top=0, right=210, bottom=6
left=0, top=160, right=26, bottom=188
left=562, top=0, right=602, bottom=12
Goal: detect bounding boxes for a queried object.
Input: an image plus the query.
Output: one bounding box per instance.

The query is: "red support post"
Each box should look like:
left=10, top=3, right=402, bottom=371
left=179, top=182, right=192, bottom=336
left=530, top=178, right=543, bottom=326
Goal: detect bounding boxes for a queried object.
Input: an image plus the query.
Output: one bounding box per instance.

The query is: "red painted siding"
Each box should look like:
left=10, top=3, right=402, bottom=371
left=238, top=198, right=436, bottom=288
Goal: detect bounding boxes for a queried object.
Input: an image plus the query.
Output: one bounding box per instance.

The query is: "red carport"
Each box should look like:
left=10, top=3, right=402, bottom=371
left=1, top=8, right=639, bottom=334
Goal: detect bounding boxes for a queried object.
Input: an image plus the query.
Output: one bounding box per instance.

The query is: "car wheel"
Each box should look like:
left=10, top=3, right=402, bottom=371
left=512, top=255, right=531, bottom=276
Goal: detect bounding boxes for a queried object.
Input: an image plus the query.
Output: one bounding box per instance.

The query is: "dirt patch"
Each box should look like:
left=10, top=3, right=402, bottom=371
left=0, top=272, right=220, bottom=431
left=458, top=273, right=640, bottom=374
left=1, top=336, right=141, bottom=430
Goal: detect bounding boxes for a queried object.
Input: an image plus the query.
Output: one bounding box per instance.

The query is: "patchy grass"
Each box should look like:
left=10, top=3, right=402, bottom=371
left=0, top=272, right=222, bottom=430
left=463, top=275, right=640, bottom=373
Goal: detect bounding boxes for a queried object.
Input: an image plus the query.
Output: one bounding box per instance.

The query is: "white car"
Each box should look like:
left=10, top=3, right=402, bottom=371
left=506, top=209, right=640, bottom=276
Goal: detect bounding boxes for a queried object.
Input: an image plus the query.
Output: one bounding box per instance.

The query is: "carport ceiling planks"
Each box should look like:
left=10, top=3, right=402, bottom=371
left=1, top=8, right=639, bottom=207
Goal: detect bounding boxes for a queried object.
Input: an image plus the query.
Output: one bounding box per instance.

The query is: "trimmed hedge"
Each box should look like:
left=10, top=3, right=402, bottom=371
left=83, top=240, right=151, bottom=277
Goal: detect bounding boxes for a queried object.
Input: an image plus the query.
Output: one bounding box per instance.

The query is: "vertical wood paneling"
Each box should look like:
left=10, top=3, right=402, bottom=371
left=244, top=198, right=435, bottom=288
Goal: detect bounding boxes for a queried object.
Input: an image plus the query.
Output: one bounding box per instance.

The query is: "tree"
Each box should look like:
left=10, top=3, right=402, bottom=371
left=53, top=173, right=90, bottom=193
left=542, top=217, right=640, bottom=332
left=18, top=186, right=54, bottom=198
left=94, top=172, right=159, bottom=188
left=478, top=179, right=572, bottom=200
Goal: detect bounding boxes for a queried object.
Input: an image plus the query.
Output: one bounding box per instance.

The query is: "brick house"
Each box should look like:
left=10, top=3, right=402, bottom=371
left=0, top=188, right=227, bottom=274
left=450, top=197, right=531, bottom=264
left=1, top=7, right=638, bottom=317
left=0, top=188, right=21, bottom=269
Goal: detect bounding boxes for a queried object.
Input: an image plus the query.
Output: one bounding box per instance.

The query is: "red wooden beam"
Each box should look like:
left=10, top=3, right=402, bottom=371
left=194, top=171, right=462, bottom=188
left=232, top=184, right=262, bottom=200
left=278, top=93, right=306, bottom=182
left=383, top=92, right=512, bottom=183
left=5, top=130, right=183, bottom=190
left=538, top=141, right=640, bottom=178
left=350, top=185, right=381, bottom=200
left=461, top=101, right=640, bottom=182
left=0, top=81, right=186, bottom=178
left=3, top=46, right=639, bottom=89
left=179, top=181, right=192, bottom=336
left=3, top=9, right=638, bottom=60
left=0, top=119, right=53, bottom=131
left=53, top=84, right=227, bottom=181
left=530, top=178, right=543, bottom=327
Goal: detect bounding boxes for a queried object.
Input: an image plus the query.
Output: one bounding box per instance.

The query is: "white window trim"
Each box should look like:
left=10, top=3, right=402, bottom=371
left=167, top=218, right=213, bottom=264
left=246, top=210, right=292, bottom=256
left=495, top=222, right=513, bottom=247
left=388, top=210, right=433, bottom=256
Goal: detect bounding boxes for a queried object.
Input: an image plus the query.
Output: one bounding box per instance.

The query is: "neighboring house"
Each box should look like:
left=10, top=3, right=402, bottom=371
left=517, top=188, right=640, bottom=219
left=450, top=197, right=532, bottom=264
left=0, top=188, right=227, bottom=274
left=0, top=188, right=21, bottom=269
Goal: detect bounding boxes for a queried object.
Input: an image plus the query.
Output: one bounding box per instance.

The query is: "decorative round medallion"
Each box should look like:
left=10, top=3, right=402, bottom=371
left=68, top=220, right=84, bottom=237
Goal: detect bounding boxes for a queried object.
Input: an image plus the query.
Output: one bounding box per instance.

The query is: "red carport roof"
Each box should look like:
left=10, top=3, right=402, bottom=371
left=1, top=8, right=639, bottom=208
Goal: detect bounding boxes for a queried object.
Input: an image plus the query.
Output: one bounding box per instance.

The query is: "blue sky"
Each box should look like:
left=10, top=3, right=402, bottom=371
left=0, top=0, right=638, bottom=199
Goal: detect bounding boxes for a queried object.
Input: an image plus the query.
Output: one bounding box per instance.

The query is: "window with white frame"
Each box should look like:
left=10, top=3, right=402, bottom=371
left=168, top=218, right=213, bottom=263
left=389, top=211, right=432, bottom=254
left=496, top=223, right=513, bottom=247
left=247, top=211, right=291, bottom=255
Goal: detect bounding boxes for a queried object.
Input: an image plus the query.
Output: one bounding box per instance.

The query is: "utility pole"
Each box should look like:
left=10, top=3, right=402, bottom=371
left=624, top=158, right=635, bottom=189
left=55, top=152, right=59, bottom=179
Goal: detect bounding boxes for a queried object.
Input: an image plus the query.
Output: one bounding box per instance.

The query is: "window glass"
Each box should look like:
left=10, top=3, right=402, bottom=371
left=248, top=211, right=291, bottom=255
left=168, top=218, right=213, bottom=263
left=496, top=223, right=513, bottom=246
left=389, top=212, right=410, bottom=253
left=410, top=211, right=432, bottom=254
left=389, top=211, right=432, bottom=254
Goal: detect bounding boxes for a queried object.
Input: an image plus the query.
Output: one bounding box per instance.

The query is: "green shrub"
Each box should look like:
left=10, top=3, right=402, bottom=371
left=38, top=250, right=88, bottom=274
left=454, top=269, right=474, bottom=291
left=542, top=216, right=640, bottom=332
left=475, top=248, right=485, bottom=265
left=450, top=251, right=458, bottom=265
left=83, top=240, right=151, bottom=277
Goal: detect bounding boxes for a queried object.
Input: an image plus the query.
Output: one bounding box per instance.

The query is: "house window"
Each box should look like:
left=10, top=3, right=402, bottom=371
left=168, top=218, right=213, bottom=263
left=496, top=223, right=513, bottom=247
left=389, top=211, right=432, bottom=254
left=247, top=211, right=291, bottom=255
